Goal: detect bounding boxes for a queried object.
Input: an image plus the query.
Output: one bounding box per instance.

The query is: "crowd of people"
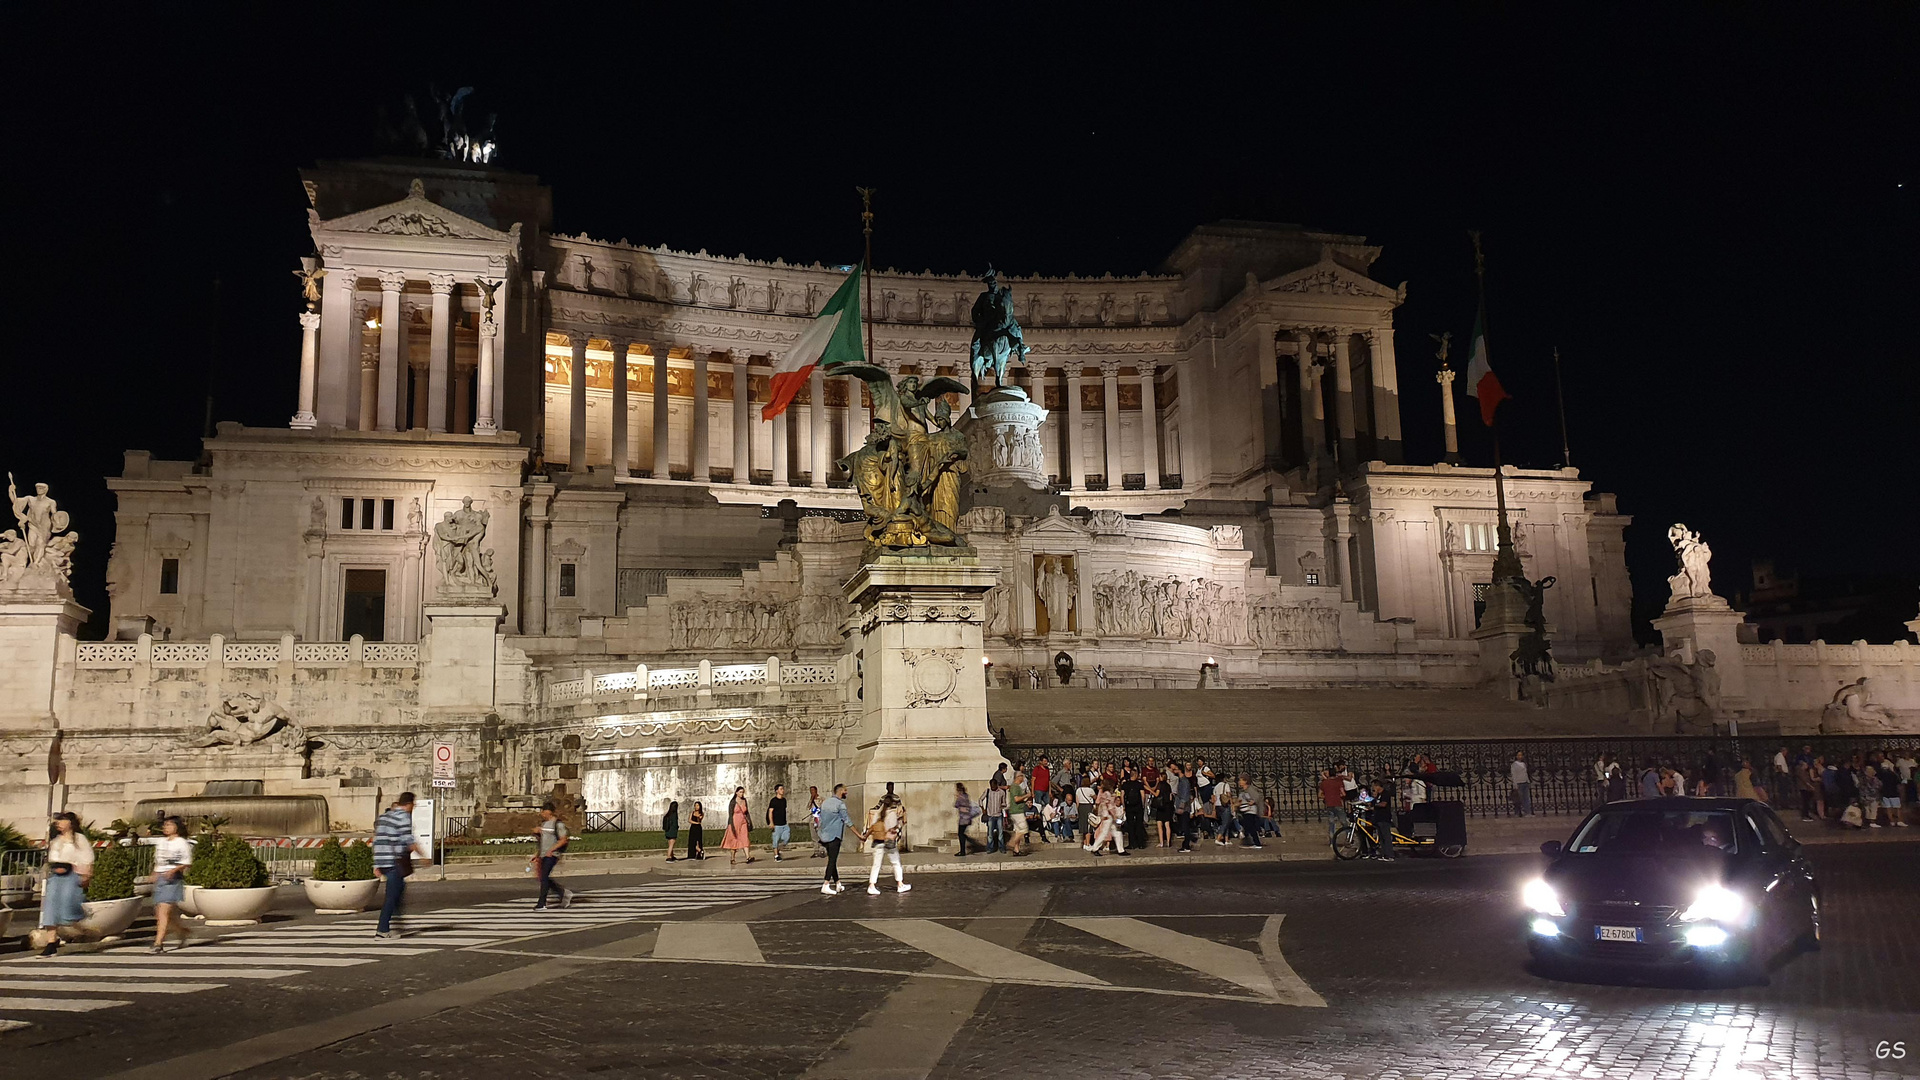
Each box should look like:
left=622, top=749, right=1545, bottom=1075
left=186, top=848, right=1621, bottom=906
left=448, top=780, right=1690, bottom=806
left=958, top=756, right=1284, bottom=857
left=1587, top=744, right=1916, bottom=828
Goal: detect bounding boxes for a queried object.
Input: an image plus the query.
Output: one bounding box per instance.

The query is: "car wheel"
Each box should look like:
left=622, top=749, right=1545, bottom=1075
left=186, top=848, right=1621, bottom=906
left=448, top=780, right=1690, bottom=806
left=1797, top=894, right=1822, bottom=952
left=1439, top=844, right=1465, bottom=859
left=1331, top=827, right=1362, bottom=860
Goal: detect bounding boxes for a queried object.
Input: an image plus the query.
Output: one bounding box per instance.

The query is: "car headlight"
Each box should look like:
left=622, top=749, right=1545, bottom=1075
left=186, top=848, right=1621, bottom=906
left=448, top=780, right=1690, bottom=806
left=1679, top=884, right=1745, bottom=923
left=1522, top=878, right=1565, bottom=917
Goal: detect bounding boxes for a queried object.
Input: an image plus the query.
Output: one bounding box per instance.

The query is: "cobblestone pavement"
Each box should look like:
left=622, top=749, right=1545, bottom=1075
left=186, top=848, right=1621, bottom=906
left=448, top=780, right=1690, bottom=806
left=0, top=845, right=1913, bottom=1079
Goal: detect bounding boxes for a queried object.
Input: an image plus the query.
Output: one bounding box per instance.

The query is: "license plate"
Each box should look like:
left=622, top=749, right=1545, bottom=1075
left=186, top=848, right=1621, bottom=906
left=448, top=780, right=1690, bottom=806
left=1594, top=925, right=1643, bottom=943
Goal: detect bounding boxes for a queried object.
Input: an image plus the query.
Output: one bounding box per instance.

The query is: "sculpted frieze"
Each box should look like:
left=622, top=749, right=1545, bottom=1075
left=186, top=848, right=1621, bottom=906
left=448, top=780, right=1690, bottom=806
left=1090, top=570, right=1344, bottom=650
left=668, top=591, right=846, bottom=652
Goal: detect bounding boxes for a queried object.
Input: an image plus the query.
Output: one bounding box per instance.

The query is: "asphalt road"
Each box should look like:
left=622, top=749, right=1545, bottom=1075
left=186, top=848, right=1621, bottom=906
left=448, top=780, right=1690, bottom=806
left=1, top=844, right=1915, bottom=1080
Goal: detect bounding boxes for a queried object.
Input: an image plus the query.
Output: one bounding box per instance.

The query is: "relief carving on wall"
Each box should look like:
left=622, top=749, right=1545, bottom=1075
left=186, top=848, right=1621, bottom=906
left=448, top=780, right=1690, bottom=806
left=902, top=647, right=964, bottom=708
left=667, top=592, right=845, bottom=651
left=1090, top=570, right=1338, bottom=650
left=181, top=694, right=308, bottom=752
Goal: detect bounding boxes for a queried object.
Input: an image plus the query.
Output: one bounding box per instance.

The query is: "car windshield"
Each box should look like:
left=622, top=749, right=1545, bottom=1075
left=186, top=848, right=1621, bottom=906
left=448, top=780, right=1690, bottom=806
left=1566, top=809, right=1740, bottom=856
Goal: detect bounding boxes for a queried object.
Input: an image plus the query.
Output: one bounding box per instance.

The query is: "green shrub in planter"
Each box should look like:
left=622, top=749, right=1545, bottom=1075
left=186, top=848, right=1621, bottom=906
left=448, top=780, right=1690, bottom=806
left=197, top=835, right=269, bottom=889
left=87, top=842, right=138, bottom=901
left=344, top=840, right=375, bottom=880
left=310, top=837, right=348, bottom=881
left=0, top=820, right=31, bottom=851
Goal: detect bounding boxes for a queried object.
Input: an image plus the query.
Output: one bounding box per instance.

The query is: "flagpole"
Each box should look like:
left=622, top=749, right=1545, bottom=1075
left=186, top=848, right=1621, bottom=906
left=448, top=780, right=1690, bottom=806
left=1471, top=229, right=1524, bottom=590
left=1552, top=345, right=1572, bottom=470
left=856, top=186, right=876, bottom=367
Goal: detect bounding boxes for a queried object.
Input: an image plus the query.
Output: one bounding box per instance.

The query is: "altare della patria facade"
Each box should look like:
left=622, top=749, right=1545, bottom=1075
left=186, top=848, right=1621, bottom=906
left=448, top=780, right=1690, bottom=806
left=2, top=152, right=1913, bottom=840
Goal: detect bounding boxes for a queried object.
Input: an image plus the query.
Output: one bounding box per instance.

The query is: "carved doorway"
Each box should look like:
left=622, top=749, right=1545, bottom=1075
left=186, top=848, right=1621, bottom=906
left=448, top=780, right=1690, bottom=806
left=342, top=568, right=387, bottom=642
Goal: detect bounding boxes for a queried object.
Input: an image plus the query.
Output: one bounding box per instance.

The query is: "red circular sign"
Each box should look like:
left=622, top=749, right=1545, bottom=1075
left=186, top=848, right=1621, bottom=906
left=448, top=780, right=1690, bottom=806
left=435, top=745, right=452, bottom=762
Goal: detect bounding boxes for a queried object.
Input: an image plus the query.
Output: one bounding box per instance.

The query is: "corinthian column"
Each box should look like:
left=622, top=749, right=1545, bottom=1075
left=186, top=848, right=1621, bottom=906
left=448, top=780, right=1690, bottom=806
left=610, top=338, right=633, bottom=477
left=1139, top=360, right=1161, bottom=490
left=770, top=352, right=789, bottom=485
left=1099, top=360, right=1123, bottom=487
left=731, top=350, right=751, bottom=482
left=809, top=363, right=829, bottom=488
left=652, top=345, right=671, bottom=478
left=1368, top=326, right=1403, bottom=463
left=567, top=331, right=589, bottom=473
left=1333, top=330, right=1357, bottom=467
left=315, top=263, right=356, bottom=427
left=473, top=307, right=498, bottom=434
left=1437, top=366, right=1460, bottom=463
left=1065, top=366, right=1086, bottom=491
left=692, top=349, right=711, bottom=482
left=426, top=273, right=455, bottom=433
left=291, top=311, right=320, bottom=429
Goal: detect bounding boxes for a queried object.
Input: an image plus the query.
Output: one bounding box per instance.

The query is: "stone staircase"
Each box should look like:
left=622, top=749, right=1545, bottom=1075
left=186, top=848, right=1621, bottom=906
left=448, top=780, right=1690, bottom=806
left=988, top=687, right=1633, bottom=745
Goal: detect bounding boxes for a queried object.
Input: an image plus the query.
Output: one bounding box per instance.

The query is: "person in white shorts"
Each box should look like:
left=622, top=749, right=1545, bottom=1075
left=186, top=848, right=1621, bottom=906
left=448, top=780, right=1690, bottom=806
left=868, top=793, right=911, bottom=894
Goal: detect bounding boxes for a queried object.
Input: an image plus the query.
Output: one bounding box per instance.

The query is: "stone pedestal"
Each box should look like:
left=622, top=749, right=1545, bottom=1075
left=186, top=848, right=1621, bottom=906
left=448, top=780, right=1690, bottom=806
left=842, top=556, right=1005, bottom=848
left=0, top=598, right=90, bottom=727
left=1471, top=579, right=1532, bottom=700
left=422, top=603, right=506, bottom=711
left=1652, top=596, right=1749, bottom=705
left=961, top=388, right=1049, bottom=490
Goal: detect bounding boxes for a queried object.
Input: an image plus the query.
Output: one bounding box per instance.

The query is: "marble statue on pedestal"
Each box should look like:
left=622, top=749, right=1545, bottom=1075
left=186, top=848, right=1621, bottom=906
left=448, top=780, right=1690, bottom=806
left=1645, top=648, right=1720, bottom=733
left=1665, top=523, right=1714, bottom=605
left=968, top=266, right=1030, bottom=391
left=432, top=496, right=498, bottom=596
left=2, top=473, right=76, bottom=596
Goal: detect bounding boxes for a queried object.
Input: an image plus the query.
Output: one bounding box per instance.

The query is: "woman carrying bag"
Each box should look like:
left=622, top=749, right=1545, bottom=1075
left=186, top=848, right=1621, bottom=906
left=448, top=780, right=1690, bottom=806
left=36, top=812, right=94, bottom=957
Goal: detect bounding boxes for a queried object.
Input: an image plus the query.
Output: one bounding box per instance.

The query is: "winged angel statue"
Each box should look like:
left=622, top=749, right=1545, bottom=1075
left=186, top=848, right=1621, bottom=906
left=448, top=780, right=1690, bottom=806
left=834, top=366, right=972, bottom=549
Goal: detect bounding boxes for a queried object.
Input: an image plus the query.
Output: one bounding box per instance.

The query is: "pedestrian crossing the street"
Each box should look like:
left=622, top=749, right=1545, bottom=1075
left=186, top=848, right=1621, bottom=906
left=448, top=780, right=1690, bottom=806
left=0, top=876, right=820, bottom=1028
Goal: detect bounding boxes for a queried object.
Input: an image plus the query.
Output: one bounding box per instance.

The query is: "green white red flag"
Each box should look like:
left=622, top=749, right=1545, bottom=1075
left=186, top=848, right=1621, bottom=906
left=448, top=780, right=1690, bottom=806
left=1465, top=303, right=1508, bottom=425
left=762, top=262, right=865, bottom=420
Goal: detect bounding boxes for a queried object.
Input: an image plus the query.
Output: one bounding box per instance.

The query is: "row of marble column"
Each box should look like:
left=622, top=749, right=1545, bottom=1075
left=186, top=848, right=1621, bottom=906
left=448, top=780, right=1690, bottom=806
left=297, top=269, right=503, bottom=436
left=553, top=336, right=1173, bottom=492
left=1262, top=326, right=1402, bottom=473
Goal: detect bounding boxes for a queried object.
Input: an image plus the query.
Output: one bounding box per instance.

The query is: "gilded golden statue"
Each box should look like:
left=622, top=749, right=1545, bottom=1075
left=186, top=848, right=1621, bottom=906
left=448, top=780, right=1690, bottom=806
left=834, top=366, right=971, bottom=549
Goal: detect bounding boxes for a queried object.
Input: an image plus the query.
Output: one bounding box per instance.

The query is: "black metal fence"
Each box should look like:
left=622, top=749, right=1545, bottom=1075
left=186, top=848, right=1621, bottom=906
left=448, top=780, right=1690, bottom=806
left=584, top=811, right=626, bottom=833
left=1004, top=734, right=1916, bottom=824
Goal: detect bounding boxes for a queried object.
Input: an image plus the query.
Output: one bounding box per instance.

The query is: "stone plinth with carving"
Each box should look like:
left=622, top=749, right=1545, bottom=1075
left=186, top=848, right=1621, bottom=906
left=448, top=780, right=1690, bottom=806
left=841, top=556, right=1004, bottom=845
left=961, top=388, right=1049, bottom=490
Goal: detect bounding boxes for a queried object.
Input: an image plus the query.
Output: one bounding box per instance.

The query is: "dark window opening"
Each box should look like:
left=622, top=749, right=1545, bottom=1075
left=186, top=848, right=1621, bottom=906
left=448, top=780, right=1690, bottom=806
left=381, top=499, right=395, bottom=530
left=340, top=498, right=354, bottom=529
left=558, top=562, right=577, bottom=598
left=342, top=569, right=387, bottom=642
left=159, top=558, right=179, bottom=594
left=360, top=498, right=375, bottom=530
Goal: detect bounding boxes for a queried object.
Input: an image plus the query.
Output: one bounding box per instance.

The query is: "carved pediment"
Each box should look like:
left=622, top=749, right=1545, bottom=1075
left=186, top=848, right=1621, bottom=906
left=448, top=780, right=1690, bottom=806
left=313, top=179, right=514, bottom=243
left=1017, top=505, right=1092, bottom=541
left=1266, top=256, right=1403, bottom=303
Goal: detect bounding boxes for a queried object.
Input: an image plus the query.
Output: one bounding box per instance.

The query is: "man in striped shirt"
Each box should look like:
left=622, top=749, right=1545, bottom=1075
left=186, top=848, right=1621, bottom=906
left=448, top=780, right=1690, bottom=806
left=373, top=792, right=426, bottom=939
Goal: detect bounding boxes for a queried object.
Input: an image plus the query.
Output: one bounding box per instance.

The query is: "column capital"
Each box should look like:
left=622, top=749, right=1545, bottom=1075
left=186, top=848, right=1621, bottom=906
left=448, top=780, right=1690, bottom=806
left=1136, top=358, right=1159, bottom=377
left=299, top=311, right=321, bottom=331
left=353, top=297, right=371, bottom=320
left=326, top=265, right=359, bottom=287
left=1098, top=359, right=1124, bottom=380
left=376, top=269, right=408, bottom=292
left=426, top=273, right=457, bottom=295
left=1436, top=366, right=1457, bottom=386
left=561, top=328, right=589, bottom=349
left=729, top=348, right=751, bottom=367
left=606, top=335, right=635, bottom=352
left=479, top=308, right=497, bottom=336
left=1365, top=326, right=1392, bottom=347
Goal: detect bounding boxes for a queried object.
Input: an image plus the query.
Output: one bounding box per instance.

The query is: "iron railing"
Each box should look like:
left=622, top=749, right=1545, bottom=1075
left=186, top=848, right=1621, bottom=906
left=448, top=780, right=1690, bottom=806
left=585, top=811, right=625, bottom=833
left=1003, top=734, right=1915, bottom=824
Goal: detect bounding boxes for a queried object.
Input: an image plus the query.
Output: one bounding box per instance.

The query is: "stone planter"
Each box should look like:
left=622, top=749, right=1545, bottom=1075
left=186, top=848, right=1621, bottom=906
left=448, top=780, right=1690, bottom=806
left=195, top=885, right=277, bottom=925
left=179, top=883, right=202, bottom=916
left=0, top=873, right=33, bottom=906
left=304, top=877, right=379, bottom=914
left=80, top=895, right=143, bottom=939
left=0, top=906, right=13, bottom=940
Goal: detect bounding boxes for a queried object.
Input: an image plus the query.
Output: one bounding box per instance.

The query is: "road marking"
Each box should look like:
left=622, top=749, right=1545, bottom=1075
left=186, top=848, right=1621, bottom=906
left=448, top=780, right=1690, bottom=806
left=0, top=979, right=224, bottom=994
left=653, top=921, right=765, bottom=964
left=0, top=967, right=302, bottom=979
left=36, top=954, right=375, bottom=968
left=193, top=945, right=442, bottom=956
left=858, top=918, right=1106, bottom=985
left=1056, top=916, right=1279, bottom=1000
left=1258, top=914, right=1328, bottom=1008
left=0, top=996, right=132, bottom=1012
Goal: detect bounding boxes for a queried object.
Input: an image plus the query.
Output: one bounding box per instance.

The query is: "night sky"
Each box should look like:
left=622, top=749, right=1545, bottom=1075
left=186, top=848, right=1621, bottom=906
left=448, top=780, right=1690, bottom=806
left=4, top=8, right=1914, bottom=640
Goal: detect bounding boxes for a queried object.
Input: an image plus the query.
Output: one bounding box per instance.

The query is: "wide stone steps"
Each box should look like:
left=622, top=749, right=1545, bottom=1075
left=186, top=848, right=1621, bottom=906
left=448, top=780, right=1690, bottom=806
left=988, top=687, right=1631, bottom=745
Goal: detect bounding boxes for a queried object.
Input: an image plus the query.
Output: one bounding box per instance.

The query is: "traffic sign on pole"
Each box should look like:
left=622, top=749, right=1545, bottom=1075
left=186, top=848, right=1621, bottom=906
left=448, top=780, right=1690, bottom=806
left=432, top=741, right=455, bottom=785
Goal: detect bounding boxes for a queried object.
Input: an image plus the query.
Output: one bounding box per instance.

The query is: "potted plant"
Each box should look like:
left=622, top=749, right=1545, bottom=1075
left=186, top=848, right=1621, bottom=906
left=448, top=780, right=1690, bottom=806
left=304, top=838, right=380, bottom=913
left=191, top=835, right=277, bottom=925
left=0, top=821, right=33, bottom=910
left=79, top=840, right=144, bottom=939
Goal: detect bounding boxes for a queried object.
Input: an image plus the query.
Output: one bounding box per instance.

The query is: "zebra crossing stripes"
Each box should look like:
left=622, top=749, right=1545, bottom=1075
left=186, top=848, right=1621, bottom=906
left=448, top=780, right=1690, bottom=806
left=0, top=877, right=810, bottom=1030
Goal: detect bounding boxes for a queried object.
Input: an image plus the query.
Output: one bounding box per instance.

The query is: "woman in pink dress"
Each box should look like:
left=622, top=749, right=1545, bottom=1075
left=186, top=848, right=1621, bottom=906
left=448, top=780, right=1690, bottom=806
left=722, top=787, right=755, bottom=866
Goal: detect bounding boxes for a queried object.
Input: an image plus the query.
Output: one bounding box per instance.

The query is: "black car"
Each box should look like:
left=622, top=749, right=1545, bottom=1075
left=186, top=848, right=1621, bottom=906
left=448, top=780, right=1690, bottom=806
left=1522, top=797, right=1820, bottom=979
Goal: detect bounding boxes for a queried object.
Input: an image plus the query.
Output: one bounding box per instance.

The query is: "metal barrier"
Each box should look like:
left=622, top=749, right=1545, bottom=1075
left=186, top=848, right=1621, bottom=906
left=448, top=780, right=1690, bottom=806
left=1004, top=734, right=1916, bottom=824
left=584, top=811, right=625, bottom=833
left=244, top=839, right=316, bottom=884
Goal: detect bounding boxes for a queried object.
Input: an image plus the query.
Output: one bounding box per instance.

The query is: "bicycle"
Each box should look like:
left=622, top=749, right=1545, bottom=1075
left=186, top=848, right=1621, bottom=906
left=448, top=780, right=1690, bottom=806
left=1331, top=808, right=1464, bottom=860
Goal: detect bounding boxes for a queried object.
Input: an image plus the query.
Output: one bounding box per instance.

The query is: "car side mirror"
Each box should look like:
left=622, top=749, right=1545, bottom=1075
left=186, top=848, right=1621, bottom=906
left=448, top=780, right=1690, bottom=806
left=1539, top=840, right=1562, bottom=857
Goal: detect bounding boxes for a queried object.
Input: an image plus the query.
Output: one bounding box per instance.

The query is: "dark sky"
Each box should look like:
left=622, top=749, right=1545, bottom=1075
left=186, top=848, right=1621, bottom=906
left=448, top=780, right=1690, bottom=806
left=4, top=8, right=1914, bottom=639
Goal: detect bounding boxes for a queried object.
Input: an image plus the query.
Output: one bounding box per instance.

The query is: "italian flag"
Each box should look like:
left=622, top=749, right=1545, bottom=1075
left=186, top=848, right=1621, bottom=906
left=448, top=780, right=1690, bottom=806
left=763, top=262, right=866, bottom=420
left=1464, top=303, right=1509, bottom=425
